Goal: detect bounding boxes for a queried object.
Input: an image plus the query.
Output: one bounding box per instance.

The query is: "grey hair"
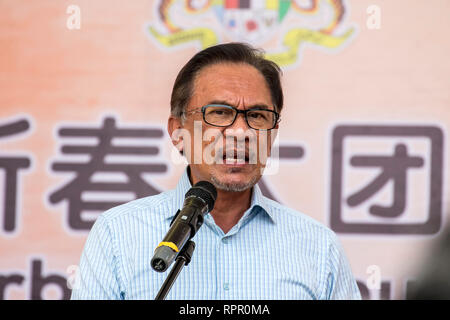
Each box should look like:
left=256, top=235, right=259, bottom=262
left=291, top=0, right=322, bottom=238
left=170, top=42, right=283, bottom=119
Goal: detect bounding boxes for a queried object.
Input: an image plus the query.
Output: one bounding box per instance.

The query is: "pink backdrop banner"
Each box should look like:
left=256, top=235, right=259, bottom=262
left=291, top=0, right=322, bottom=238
left=0, top=0, right=449, bottom=299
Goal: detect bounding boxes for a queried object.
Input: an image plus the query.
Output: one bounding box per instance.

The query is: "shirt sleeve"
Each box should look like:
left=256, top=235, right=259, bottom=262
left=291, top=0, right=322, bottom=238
left=70, top=215, right=123, bottom=300
left=321, top=230, right=362, bottom=300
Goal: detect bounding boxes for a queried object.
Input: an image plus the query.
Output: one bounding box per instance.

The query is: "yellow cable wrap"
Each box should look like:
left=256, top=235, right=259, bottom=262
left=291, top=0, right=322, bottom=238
left=156, top=241, right=179, bottom=253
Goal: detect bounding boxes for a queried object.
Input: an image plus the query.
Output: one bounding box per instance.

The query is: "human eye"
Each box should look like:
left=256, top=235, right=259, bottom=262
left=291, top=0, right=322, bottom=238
left=248, top=110, right=268, bottom=120
left=208, top=106, right=233, bottom=116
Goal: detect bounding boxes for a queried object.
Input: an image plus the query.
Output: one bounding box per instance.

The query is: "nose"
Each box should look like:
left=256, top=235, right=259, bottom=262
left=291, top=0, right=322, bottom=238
left=229, top=111, right=249, bottom=130
left=224, top=111, right=257, bottom=148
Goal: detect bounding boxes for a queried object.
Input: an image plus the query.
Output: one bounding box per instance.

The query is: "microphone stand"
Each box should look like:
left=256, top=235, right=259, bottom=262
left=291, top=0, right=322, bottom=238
left=154, top=240, right=196, bottom=300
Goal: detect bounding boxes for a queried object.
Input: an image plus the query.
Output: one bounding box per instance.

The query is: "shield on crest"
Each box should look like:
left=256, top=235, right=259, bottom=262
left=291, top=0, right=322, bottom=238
left=212, top=0, right=292, bottom=44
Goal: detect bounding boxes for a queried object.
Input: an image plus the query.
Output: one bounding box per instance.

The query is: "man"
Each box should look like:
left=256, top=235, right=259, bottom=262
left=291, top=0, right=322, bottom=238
left=71, top=42, right=361, bottom=300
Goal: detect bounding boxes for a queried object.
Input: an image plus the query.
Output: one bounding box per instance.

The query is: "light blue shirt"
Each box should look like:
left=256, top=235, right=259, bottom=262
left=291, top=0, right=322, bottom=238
left=71, top=168, right=361, bottom=300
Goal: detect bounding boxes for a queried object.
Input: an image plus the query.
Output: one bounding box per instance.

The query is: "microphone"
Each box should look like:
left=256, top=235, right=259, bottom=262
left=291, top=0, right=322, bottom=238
left=151, top=181, right=217, bottom=272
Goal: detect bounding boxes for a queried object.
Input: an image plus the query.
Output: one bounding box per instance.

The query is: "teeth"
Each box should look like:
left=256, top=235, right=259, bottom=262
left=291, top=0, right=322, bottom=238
left=224, top=157, right=247, bottom=163
left=221, top=151, right=249, bottom=163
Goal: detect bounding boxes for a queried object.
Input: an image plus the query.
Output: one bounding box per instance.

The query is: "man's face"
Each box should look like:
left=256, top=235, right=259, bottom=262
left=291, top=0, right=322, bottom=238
left=170, top=62, right=278, bottom=192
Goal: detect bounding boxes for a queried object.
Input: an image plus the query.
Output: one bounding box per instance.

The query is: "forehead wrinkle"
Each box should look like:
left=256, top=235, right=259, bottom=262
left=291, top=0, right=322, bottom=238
left=191, top=63, right=272, bottom=110
left=206, top=99, right=272, bottom=111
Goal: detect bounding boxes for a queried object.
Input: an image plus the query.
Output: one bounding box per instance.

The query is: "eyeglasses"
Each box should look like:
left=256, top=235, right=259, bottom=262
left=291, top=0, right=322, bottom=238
left=184, top=104, right=280, bottom=130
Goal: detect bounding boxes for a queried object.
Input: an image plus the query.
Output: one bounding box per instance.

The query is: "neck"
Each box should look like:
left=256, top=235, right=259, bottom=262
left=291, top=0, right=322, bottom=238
left=209, top=188, right=252, bottom=234
left=188, top=169, right=252, bottom=234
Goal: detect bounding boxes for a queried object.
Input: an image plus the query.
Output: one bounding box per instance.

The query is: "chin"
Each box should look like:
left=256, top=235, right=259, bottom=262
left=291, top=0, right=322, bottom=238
left=210, top=171, right=260, bottom=192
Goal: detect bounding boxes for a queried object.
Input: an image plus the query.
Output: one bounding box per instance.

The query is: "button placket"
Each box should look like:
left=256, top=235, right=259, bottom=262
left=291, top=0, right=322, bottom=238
left=217, top=235, right=235, bottom=298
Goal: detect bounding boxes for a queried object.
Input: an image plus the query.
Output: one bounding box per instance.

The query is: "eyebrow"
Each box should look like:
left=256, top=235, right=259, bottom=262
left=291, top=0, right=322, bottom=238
left=206, top=100, right=272, bottom=110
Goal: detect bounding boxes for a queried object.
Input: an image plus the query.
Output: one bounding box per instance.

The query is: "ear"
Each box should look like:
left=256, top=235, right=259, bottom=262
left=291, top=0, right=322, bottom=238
left=168, top=115, right=181, bottom=136
left=168, top=115, right=182, bottom=148
left=270, top=122, right=279, bottom=141
left=264, top=122, right=279, bottom=160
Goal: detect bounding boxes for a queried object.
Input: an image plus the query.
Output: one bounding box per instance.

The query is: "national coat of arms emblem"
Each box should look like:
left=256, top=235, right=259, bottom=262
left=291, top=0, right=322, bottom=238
left=148, top=0, right=356, bottom=67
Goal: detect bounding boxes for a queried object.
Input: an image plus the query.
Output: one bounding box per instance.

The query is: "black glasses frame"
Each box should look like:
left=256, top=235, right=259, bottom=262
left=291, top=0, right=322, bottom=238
left=186, top=104, right=280, bottom=131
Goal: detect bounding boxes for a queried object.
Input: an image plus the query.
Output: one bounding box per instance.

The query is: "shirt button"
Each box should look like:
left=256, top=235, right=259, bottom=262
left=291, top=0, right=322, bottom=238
left=223, top=283, right=230, bottom=291
left=221, top=237, right=230, bottom=244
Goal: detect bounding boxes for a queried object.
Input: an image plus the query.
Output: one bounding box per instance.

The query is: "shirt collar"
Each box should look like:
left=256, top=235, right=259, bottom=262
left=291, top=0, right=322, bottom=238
left=165, top=166, right=276, bottom=224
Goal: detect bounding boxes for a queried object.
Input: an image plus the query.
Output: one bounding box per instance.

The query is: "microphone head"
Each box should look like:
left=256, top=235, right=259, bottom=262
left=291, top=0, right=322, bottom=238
left=185, top=181, right=217, bottom=212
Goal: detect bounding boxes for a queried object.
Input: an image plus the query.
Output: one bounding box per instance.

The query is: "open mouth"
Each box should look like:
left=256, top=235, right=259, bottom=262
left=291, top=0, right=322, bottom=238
left=222, top=150, right=249, bottom=164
